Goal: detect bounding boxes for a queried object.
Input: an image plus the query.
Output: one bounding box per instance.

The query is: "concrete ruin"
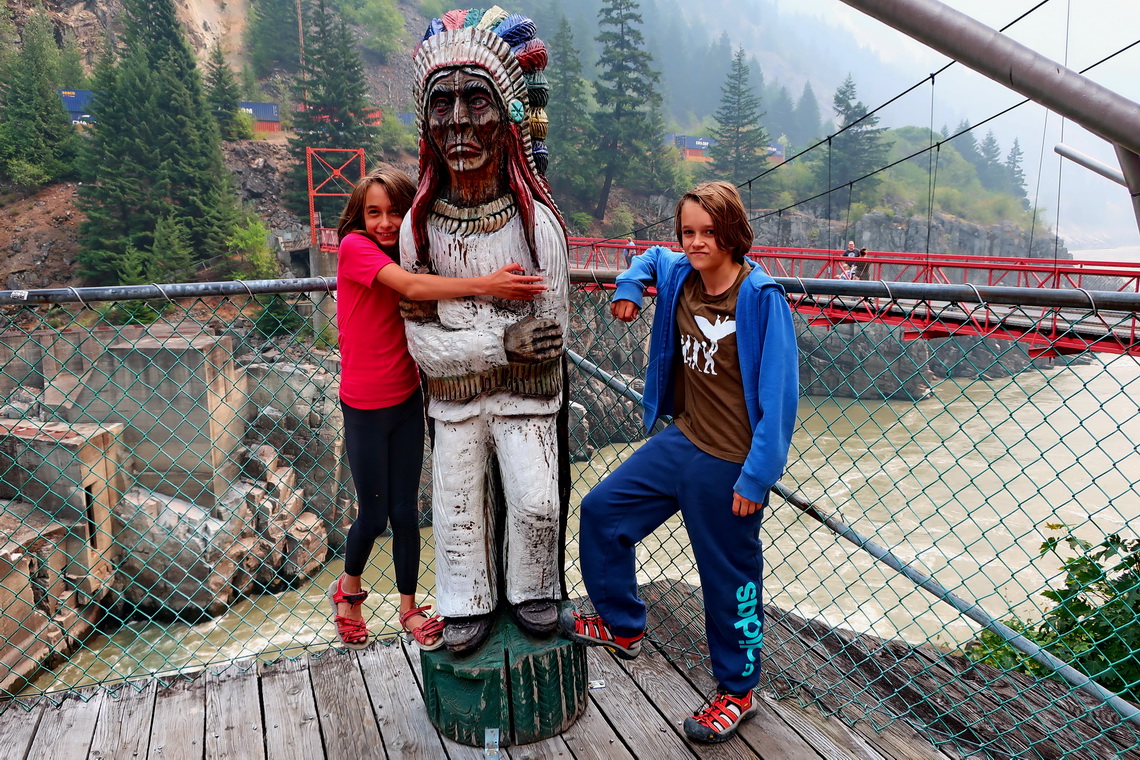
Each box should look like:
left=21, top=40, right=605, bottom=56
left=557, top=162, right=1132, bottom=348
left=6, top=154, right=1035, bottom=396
left=0, top=419, right=125, bottom=692
left=0, top=321, right=339, bottom=687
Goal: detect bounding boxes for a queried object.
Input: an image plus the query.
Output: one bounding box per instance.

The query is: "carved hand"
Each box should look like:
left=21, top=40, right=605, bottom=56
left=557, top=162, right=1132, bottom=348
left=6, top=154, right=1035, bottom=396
left=400, top=298, right=438, bottom=323
left=504, top=316, right=563, bottom=363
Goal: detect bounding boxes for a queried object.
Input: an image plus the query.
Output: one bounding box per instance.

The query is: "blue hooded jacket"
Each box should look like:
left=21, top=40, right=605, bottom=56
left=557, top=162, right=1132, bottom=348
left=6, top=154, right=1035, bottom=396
left=612, top=245, right=799, bottom=504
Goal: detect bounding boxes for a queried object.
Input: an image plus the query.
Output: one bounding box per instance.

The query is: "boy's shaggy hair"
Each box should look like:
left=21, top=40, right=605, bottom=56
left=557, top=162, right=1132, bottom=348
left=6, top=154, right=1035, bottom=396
left=674, top=181, right=754, bottom=264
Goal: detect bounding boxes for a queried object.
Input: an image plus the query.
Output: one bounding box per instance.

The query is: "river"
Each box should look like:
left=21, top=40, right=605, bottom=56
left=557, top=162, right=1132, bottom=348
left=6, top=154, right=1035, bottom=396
left=33, top=354, right=1140, bottom=691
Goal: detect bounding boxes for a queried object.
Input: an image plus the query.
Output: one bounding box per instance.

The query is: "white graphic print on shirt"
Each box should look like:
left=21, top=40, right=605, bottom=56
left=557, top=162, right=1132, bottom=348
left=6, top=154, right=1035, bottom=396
left=682, top=314, right=737, bottom=376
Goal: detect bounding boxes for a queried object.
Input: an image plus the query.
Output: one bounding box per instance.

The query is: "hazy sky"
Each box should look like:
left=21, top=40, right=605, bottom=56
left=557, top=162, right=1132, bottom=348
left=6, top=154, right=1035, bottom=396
left=782, top=0, right=1140, bottom=249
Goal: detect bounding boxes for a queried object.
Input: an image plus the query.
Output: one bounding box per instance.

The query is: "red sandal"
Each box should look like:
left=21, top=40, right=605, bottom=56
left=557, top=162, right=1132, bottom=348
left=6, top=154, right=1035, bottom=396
left=327, top=576, right=370, bottom=650
left=400, top=605, right=445, bottom=651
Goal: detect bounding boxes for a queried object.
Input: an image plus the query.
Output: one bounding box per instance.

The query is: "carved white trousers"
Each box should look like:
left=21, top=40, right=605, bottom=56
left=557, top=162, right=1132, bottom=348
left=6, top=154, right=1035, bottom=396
left=431, top=412, right=561, bottom=618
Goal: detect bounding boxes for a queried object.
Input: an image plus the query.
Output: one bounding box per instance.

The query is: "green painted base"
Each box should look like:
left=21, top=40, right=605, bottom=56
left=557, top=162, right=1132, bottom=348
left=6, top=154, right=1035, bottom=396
left=420, top=608, right=588, bottom=747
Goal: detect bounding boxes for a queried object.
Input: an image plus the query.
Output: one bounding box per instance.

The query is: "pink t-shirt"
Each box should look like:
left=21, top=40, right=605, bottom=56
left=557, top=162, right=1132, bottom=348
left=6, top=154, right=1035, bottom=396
left=336, top=231, right=420, bottom=409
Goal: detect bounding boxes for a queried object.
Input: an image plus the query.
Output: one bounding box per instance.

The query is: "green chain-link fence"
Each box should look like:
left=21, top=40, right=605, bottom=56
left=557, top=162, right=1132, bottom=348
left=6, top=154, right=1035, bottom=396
left=0, top=272, right=1137, bottom=758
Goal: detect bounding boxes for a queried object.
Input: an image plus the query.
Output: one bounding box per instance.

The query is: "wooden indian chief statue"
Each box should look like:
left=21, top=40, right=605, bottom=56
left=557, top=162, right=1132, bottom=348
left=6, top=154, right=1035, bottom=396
left=399, top=6, right=569, bottom=656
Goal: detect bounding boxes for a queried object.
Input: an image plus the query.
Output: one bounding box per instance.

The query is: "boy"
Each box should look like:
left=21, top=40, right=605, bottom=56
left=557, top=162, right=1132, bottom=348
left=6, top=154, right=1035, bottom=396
left=562, top=181, right=799, bottom=743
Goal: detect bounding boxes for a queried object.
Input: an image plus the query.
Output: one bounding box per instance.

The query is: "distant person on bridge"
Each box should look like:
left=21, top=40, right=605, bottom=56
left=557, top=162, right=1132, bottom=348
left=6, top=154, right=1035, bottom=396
left=853, top=246, right=869, bottom=280
left=623, top=237, right=638, bottom=268
left=840, top=239, right=859, bottom=279
left=328, top=165, right=544, bottom=652
left=563, top=181, right=799, bottom=744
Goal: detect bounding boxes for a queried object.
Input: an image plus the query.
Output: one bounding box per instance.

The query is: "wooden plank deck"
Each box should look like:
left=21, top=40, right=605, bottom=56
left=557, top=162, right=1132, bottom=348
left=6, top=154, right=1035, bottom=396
left=0, top=638, right=952, bottom=760
left=0, top=581, right=1135, bottom=760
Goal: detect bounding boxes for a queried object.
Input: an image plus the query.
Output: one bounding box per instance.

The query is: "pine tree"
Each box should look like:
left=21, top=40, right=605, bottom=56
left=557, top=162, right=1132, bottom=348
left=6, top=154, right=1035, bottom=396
left=764, top=84, right=795, bottom=149
left=814, top=74, right=888, bottom=217
left=246, top=0, right=302, bottom=77
left=1005, top=138, right=1028, bottom=206
left=286, top=0, right=379, bottom=220
left=0, top=12, right=78, bottom=187
left=150, top=215, right=195, bottom=281
left=952, top=119, right=984, bottom=171
left=792, top=82, right=822, bottom=147
left=0, top=11, right=18, bottom=95
left=205, top=41, right=246, bottom=141
left=546, top=15, right=597, bottom=208
left=58, top=30, right=88, bottom=89
left=77, top=0, right=237, bottom=284
left=709, top=47, right=769, bottom=191
left=977, top=129, right=1004, bottom=191
left=591, top=0, right=665, bottom=219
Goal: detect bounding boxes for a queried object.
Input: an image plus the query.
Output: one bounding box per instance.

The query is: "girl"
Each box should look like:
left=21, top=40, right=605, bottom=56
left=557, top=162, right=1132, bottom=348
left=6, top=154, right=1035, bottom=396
left=329, top=165, right=545, bottom=650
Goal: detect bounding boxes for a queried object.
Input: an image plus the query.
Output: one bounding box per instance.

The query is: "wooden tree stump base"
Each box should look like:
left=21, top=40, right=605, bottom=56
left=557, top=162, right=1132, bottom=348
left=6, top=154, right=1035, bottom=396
left=420, top=607, right=588, bottom=747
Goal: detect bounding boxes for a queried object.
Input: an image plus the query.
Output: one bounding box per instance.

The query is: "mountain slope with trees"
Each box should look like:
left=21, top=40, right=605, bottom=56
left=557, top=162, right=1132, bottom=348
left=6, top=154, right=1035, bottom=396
left=0, top=0, right=1053, bottom=288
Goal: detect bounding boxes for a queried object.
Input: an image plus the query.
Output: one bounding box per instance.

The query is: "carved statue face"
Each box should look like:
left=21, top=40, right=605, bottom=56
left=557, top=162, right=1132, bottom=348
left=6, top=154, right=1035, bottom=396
left=426, top=67, right=507, bottom=185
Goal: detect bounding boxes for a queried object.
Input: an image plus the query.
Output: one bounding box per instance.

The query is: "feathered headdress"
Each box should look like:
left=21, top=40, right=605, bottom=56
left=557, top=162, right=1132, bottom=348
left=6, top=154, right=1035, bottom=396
left=414, top=6, right=551, bottom=175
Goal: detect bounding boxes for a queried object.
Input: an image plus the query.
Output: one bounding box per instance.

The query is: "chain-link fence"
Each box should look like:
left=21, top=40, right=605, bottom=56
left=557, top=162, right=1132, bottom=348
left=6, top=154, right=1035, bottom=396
left=0, top=273, right=1137, bottom=757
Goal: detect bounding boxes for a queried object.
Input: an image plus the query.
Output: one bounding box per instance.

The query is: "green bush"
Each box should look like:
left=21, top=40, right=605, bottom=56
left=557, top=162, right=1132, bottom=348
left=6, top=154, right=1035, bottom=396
left=376, top=112, right=417, bottom=153
left=966, top=526, right=1140, bottom=701
left=567, top=212, right=593, bottom=236
left=254, top=294, right=304, bottom=337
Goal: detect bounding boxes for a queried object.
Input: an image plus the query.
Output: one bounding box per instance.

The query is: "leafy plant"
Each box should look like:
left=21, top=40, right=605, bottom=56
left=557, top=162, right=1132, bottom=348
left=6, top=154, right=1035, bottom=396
left=254, top=294, right=303, bottom=337
left=967, top=525, right=1140, bottom=701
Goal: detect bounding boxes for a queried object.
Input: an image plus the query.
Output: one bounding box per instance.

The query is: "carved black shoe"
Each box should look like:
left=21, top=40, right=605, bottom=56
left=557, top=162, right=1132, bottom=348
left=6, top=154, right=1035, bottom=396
left=514, top=600, right=559, bottom=636
left=443, top=614, right=493, bottom=655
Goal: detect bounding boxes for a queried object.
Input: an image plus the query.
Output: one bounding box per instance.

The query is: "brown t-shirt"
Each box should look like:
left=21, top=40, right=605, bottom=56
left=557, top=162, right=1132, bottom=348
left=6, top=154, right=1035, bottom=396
left=674, top=263, right=752, bottom=463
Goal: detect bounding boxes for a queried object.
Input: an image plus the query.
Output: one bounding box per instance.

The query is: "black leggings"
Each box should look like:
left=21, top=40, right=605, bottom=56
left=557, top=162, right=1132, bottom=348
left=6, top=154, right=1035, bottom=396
left=341, top=389, right=424, bottom=594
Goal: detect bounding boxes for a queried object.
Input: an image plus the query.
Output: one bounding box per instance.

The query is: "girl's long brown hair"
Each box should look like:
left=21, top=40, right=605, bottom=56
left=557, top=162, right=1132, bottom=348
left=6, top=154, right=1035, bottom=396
left=336, top=165, right=417, bottom=244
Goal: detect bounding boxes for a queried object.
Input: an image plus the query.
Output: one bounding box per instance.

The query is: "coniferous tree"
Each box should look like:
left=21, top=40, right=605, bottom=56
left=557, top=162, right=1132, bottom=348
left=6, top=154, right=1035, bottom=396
left=0, top=12, right=78, bottom=187
left=246, top=0, right=302, bottom=77
left=977, top=129, right=1004, bottom=190
left=591, top=0, right=664, bottom=219
left=546, top=15, right=597, bottom=208
left=709, top=47, right=769, bottom=192
left=814, top=74, right=888, bottom=217
left=285, top=0, right=378, bottom=220
left=150, top=215, right=195, bottom=281
left=205, top=41, right=246, bottom=141
left=764, top=84, right=795, bottom=149
left=952, top=118, right=984, bottom=171
left=77, top=0, right=237, bottom=284
left=0, top=11, right=18, bottom=94
left=58, top=31, right=88, bottom=89
left=1005, top=138, right=1028, bottom=206
left=791, top=82, right=822, bottom=147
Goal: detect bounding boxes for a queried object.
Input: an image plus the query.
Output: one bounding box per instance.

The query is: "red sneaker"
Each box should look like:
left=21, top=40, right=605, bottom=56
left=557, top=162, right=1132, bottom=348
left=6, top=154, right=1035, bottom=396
left=559, top=608, right=643, bottom=660
left=683, top=689, right=759, bottom=743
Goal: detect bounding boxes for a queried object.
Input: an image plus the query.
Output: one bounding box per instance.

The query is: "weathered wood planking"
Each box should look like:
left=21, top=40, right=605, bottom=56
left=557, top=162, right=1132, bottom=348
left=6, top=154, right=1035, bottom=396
left=0, top=701, right=44, bottom=760
left=205, top=661, right=265, bottom=760
left=261, top=656, right=323, bottom=760
left=557, top=696, right=636, bottom=760
left=88, top=680, right=155, bottom=760
left=583, top=647, right=697, bottom=759
left=6, top=579, right=1128, bottom=760
left=308, top=648, right=384, bottom=759
left=357, top=641, right=449, bottom=760
left=149, top=677, right=205, bottom=760
left=24, top=691, right=102, bottom=759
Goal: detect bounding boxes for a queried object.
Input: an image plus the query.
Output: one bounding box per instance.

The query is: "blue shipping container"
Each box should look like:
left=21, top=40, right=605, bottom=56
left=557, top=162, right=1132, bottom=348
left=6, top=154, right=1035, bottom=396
left=671, top=134, right=717, bottom=151
left=239, top=101, right=281, bottom=122
left=59, top=89, right=94, bottom=124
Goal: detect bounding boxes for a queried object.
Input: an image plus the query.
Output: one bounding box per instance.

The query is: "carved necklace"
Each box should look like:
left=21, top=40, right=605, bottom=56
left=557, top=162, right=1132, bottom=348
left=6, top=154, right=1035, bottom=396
left=430, top=195, right=517, bottom=236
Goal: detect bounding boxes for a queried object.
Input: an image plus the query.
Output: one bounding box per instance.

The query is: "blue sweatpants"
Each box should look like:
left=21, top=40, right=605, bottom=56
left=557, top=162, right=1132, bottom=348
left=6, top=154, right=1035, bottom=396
left=579, top=425, right=766, bottom=694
